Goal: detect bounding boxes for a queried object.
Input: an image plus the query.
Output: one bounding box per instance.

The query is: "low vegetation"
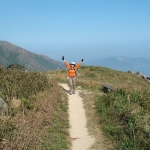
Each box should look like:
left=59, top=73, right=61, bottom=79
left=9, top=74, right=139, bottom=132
left=50, top=66, right=150, bottom=150
left=0, top=66, right=69, bottom=150
left=1, top=65, right=150, bottom=150
left=96, top=89, right=150, bottom=149
left=51, top=66, right=150, bottom=91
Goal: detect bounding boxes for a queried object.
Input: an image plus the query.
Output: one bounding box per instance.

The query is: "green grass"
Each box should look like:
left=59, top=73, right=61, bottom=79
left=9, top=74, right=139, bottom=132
left=50, top=66, right=150, bottom=91
left=45, top=114, right=69, bottom=150
left=95, top=89, right=150, bottom=150
left=49, top=66, right=150, bottom=150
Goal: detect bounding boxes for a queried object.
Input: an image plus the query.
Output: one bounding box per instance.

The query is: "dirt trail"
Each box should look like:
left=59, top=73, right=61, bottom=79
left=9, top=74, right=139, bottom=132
left=59, top=84, right=95, bottom=150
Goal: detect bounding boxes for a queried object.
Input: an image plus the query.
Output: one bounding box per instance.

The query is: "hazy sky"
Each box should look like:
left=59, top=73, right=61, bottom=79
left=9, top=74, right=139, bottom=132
left=1, top=0, right=150, bottom=63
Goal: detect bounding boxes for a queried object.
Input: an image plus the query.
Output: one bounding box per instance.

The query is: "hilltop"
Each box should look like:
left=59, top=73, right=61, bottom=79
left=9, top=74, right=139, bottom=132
left=52, top=65, right=150, bottom=91
left=0, top=41, right=65, bottom=71
left=50, top=66, right=150, bottom=149
left=0, top=65, right=150, bottom=149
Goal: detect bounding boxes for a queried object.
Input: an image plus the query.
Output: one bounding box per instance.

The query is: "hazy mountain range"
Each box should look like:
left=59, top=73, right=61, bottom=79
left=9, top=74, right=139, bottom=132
left=0, top=41, right=65, bottom=72
left=0, top=41, right=149, bottom=76
left=88, top=56, right=150, bottom=76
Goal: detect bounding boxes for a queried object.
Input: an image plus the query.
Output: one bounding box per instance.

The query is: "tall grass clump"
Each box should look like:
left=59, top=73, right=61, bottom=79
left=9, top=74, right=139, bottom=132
left=96, top=89, right=150, bottom=150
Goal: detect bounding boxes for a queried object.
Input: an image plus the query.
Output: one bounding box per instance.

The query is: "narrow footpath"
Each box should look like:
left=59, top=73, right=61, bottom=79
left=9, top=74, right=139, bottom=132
left=60, top=84, right=94, bottom=150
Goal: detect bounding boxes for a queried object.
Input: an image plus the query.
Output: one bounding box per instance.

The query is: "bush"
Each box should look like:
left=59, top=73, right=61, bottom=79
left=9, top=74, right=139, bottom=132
left=0, top=67, right=51, bottom=111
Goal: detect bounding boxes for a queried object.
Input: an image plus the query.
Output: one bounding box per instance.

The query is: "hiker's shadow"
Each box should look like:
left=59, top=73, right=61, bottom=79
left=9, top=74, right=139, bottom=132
left=62, top=87, right=70, bottom=94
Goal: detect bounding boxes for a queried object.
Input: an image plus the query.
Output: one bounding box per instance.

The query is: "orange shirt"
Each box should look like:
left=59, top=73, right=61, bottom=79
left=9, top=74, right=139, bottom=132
left=64, top=60, right=82, bottom=77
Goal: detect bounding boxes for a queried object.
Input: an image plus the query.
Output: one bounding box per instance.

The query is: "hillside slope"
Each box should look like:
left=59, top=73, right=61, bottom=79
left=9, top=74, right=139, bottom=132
left=0, top=67, right=69, bottom=149
left=50, top=66, right=150, bottom=150
left=0, top=41, right=65, bottom=71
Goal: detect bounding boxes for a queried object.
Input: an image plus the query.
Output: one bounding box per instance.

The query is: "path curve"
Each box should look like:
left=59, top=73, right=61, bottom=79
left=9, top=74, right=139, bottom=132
left=59, top=84, right=94, bottom=150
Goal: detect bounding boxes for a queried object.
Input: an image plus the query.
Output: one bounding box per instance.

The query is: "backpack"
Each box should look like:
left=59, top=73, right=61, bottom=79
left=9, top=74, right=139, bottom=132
left=68, top=67, right=77, bottom=77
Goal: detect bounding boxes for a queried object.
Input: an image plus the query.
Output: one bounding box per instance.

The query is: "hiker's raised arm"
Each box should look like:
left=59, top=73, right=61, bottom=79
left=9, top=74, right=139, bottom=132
left=62, top=56, right=64, bottom=60
left=62, top=56, right=70, bottom=68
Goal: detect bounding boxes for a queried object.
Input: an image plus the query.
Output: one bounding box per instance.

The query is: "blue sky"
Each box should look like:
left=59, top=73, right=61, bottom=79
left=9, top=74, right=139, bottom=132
left=0, top=0, right=150, bottom=63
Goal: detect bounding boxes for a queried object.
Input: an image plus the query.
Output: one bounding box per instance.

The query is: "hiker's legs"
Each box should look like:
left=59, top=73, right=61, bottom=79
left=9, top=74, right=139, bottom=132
left=69, top=77, right=73, bottom=93
left=72, top=76, right=76, bottom=93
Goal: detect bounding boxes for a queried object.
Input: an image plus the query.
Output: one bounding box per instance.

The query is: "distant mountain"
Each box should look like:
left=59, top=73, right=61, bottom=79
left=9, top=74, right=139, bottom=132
left=88, top=56, right=150, bottom=76
left=0, top=41, right=65, bottom=71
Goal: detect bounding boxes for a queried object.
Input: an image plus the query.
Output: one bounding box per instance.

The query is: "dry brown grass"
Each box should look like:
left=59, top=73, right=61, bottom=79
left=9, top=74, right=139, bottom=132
left=1, top=80, right=69, bottom=150
left=10, top=97, right=21, bottom=109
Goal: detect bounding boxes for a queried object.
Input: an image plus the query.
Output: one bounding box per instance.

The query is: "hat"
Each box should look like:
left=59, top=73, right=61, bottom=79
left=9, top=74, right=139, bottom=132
left=70, top=62, right=76, bottom=65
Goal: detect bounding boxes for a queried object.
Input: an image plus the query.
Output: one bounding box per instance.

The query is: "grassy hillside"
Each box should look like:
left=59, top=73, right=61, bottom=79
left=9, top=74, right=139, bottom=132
left=50, top=66, right=150, bottom=91
left=49, top=66, right=150, bottom=150
left=0, top=67, right=69, bottom=150
left=1, top=65, right=150, bottom=149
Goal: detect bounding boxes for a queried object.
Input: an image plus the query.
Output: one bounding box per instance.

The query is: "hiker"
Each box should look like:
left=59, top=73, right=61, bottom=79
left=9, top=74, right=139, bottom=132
left=62, top=56, right=84, bottom=95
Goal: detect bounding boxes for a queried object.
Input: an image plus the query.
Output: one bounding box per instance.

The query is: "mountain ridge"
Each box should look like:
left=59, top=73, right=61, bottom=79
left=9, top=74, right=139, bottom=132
left=0, top=41, right=65, bottom=71
left=88, top=56, right=150, bottom=76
